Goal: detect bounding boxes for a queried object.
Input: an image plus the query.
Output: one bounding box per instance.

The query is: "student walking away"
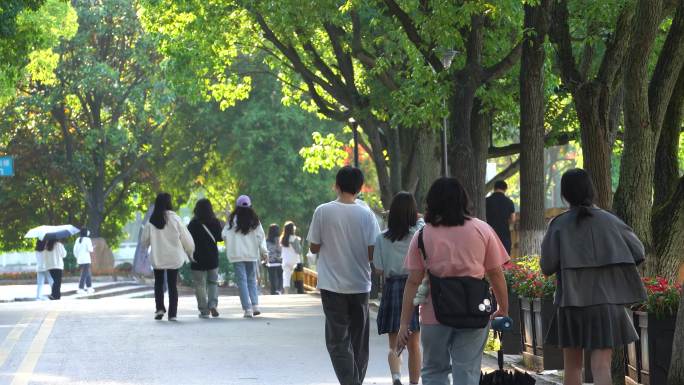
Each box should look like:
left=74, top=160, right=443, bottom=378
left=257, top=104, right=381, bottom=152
left=73, top=229, right=95, bottom=294
left=141, top=192, right=195, bottom=321
left=280, top=221, right=302, bottom=293
left=396, top=177, right=510, bottom=385
left=541, top=168, right=647, bottom=385
left=485, top=180, right=516, bottom=254
left=266, top=224, right=283, bottom=295
left=222, top=195, right=268, bottom=318
left=40, top=239, right=67, bottom=300
left=187, top=198, right=223, bottom=318
left=34, top=240, right=53, bottom=300
left=373, top=192, right=423, bottom=385
left=307, top=166, right=381, bottom=385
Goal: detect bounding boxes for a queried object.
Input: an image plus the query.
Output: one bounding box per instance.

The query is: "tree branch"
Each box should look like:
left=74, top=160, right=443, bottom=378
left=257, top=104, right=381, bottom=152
left=485, top=159, right=520, bottom=191
left=596, top=2, right=636, bottom=86
left=482, top=41, right=523, bottom=82
left=549, top=0, right=583, bottom=89
left=488, top=131, right=574, bottom=158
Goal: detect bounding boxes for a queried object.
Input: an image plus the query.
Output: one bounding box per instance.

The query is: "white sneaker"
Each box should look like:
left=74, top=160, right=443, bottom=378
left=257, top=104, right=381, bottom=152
left=77, top=289, right=86, bottom=295
left=86, top=287, right=95, bottom=294
left=252, top=306, right=261, bottom=316
left=243, top=309, right=254, bottom=318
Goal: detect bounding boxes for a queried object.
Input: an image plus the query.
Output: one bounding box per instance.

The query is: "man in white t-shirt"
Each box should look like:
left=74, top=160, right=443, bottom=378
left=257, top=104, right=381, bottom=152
left=307, top=166, right=380, bottom=385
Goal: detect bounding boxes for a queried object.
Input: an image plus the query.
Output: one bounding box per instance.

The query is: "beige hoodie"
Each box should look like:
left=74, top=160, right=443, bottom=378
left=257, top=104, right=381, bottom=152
left=141, top=211, right=195, bottom=270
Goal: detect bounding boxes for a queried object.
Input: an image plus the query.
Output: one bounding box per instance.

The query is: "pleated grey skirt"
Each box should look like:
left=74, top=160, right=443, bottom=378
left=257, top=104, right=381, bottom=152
left=546, top=304, right=639, bottom=349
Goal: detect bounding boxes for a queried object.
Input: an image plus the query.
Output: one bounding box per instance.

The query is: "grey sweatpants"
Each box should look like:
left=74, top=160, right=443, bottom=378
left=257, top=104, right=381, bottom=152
left=320, top=289, right=370, bottom=385
left=420, top=323, right=489, bottom=385
left=192, top=268, right=219, bottom=314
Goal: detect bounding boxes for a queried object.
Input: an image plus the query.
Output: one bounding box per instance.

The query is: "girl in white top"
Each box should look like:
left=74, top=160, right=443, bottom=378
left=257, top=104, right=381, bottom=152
left=73, top=229, right=95, bottom=294
left=141, top=193, right=195, bottom=321
left=34, top=240, right=53, bottom=300
left=280, top=221, right=302, bottom=292
left=222, top=195, right=268, bottom=318
left=39, top=239, right=67, bottom=300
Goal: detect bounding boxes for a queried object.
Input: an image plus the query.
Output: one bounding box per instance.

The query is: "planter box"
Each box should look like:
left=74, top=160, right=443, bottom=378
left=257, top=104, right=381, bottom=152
left=500, top=292, right=523, bottom=354
left=519, top=297, right=564, bottom=371
left=625, top=311, right=676, bottom=385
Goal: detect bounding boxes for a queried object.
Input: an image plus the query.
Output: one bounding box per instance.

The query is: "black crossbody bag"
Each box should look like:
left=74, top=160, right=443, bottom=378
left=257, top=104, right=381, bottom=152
left=418, top=228, right=492, bottom=329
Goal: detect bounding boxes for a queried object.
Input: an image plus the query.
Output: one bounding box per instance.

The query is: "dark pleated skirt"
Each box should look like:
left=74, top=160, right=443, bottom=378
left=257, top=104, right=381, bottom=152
left=546, top=304, right=639, bottom=349
left=377, top=276, right=419, bottom=335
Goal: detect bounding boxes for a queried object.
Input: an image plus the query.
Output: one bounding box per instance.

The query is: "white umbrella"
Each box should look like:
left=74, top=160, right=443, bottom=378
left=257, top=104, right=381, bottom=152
left=24, top=225, right=80, bottom=241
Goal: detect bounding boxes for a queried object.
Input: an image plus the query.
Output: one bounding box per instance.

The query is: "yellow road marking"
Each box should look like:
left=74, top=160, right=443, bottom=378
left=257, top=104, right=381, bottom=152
left=0, top=315, right=33, bottom=368
left=10, top=312, right=58, bottom=385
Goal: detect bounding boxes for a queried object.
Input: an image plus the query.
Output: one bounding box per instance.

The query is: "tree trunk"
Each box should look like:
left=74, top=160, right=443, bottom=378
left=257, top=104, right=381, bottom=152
left=364, top=121, right=394, bottom=208
left=654, top=66, right=684, bottom=208
left=574, top=82, right=615, bottom=209
left=652, top=177, right=684, bottom=282
left=415, top=126, right=441, bottom=212
left=668, top=282, right=684, bottom=384
left=518, top=0, right=549, bottom=255
left=471, top=99, right=491, bottom=220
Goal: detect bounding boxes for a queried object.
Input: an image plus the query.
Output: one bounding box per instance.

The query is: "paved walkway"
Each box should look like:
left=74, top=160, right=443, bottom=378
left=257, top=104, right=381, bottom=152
left=0, top=294, right=552, bottom=385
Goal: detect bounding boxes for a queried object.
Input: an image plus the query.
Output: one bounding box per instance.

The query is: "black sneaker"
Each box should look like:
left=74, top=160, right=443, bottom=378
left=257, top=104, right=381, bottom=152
left=210, top=308, right=219, bottom=318
left=393, top=379, right=403, bottom=385
left=154, top=310, right=165, bottom=320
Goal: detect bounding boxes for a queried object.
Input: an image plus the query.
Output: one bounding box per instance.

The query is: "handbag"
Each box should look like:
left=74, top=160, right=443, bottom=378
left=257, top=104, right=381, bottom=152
left=418, top=228, right=493, bottom=329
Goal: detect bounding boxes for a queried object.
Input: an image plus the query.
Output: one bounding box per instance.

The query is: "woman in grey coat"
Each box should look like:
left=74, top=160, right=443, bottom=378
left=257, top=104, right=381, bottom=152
left=541, top=168, right=646, bottom=385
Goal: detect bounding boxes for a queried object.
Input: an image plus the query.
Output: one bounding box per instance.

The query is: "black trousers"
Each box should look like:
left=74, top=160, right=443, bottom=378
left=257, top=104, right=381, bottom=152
left=154, top=269, right=178, bottom=317
left=267, top=266, right=283, bottom=294
left=48, top=269, right=63, bottom=299
left=320, top=290, right=370, bottom=385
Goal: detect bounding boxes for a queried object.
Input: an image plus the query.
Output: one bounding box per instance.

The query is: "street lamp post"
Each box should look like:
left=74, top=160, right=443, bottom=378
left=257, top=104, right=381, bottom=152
left=349, top=117, right=359, bottom=168
left=440, top=50, right=457, bottom=177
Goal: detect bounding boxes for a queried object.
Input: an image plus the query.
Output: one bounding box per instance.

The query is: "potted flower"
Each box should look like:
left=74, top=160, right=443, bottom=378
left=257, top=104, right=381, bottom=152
left=507, top=256, right=563, bottom=371
left=626, top=277, right=681, bottom=385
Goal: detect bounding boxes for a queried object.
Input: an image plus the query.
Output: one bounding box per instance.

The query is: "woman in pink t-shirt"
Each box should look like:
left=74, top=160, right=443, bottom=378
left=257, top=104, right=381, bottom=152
left=396, top=177, right=510, bottom=385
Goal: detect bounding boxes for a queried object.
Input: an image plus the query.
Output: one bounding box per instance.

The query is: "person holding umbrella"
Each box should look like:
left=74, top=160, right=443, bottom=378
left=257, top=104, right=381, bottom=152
left=141, top=193, right=195, bottom=321
left=34, top=239, right=53, bottom=300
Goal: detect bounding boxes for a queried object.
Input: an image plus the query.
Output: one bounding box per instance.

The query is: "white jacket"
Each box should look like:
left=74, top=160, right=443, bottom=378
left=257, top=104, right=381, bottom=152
left=222, top=223, right=268, bottom=263
left=141, top=211, right=195, bottom=269
left=73, top=237, right=94, bottom=265
left=43, top=242, right=67, bottom=270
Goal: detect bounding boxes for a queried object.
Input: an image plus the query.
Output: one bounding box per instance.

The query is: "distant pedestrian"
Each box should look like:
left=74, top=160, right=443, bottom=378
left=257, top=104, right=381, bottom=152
left=396, top=177, right=510, bottom=385
left=373, top=192, right=423, bottom=385
left=141, top=192, right=195, bottom=321
left=40, top=239, right=67, bottom=300
left=280, top=221, right=302, bottom=293
left=266, top=224, right=283, bottom=295
left=541, top=169, right=647, bottom=385
left=485, top=180, right=516, bottom=254
left=222, top=195, right=268, bottom=318
left=73, top=229, right=95, bottom=294
left=34, top=239, right=53, bottom=300
left=187, top=198, right=223, bottom=319
left=307, top=166, right=381, bottom=385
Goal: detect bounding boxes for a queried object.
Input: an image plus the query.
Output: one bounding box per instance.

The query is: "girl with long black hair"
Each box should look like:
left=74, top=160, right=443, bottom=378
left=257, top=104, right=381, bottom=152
left=187, top=198, right=223, bottom=318
left=541, top=169, right=646, bottom=385
left=280, top=221, right=301, bottom=293
left=222, top=195, right=268, bottom=318
left=141, top=192, right=195, bottom=321
left=40, top=239, right=67, bottom=300
left=374, top=192, right=423, bottom=385
left=73, top=228, right=94, bottom=294
left=265, top=224, right=283, bottom=295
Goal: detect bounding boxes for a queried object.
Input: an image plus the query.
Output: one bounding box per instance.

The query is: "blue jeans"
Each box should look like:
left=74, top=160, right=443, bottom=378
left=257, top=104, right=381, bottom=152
left=420, top=323, right=489, bottom=385
left=233, top=262, right=259, bottom=310
left=36, top=271, right=53, bottom=299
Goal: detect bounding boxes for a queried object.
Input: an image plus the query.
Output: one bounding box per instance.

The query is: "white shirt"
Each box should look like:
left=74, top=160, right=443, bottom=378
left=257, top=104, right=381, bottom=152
left=35, top=251, right=49, bottom=272
left=141, top=211, right=195, bottom=270
left=281, top=235, right=302, bottom=267
left=43, top=242, right=67, bottom=270
left=307, top=200, right=381, bottom=294
left=222, top=222, right=268, bottom=263
left=73, top=237, right=94, bottom=265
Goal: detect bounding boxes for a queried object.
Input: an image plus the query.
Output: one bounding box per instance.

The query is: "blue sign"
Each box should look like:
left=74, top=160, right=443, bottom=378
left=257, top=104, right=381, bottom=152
left=0, top=156, right=14, bottom=177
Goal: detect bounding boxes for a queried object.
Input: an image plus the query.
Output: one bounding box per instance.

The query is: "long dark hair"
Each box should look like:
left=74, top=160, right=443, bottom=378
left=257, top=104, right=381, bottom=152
left=46, top=239, right=56, bottom=252
left=228, top=206, right=260, bottom=235
left=384, top=192, right=418, bottom=242
left=78, top=228, right=88, bottom=244
left=424, top=177, right=472, bottom=227
left=561, top=168, right=596, bottom=223
left=280, top=221, right=296, bottom=247
left=267, top=224, right=280, bottom=243
left=193, top=198, right=219, bottom=226
left=35, top=239, right=46, bottom=251
left=150, top=193, right=173, bottom=229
